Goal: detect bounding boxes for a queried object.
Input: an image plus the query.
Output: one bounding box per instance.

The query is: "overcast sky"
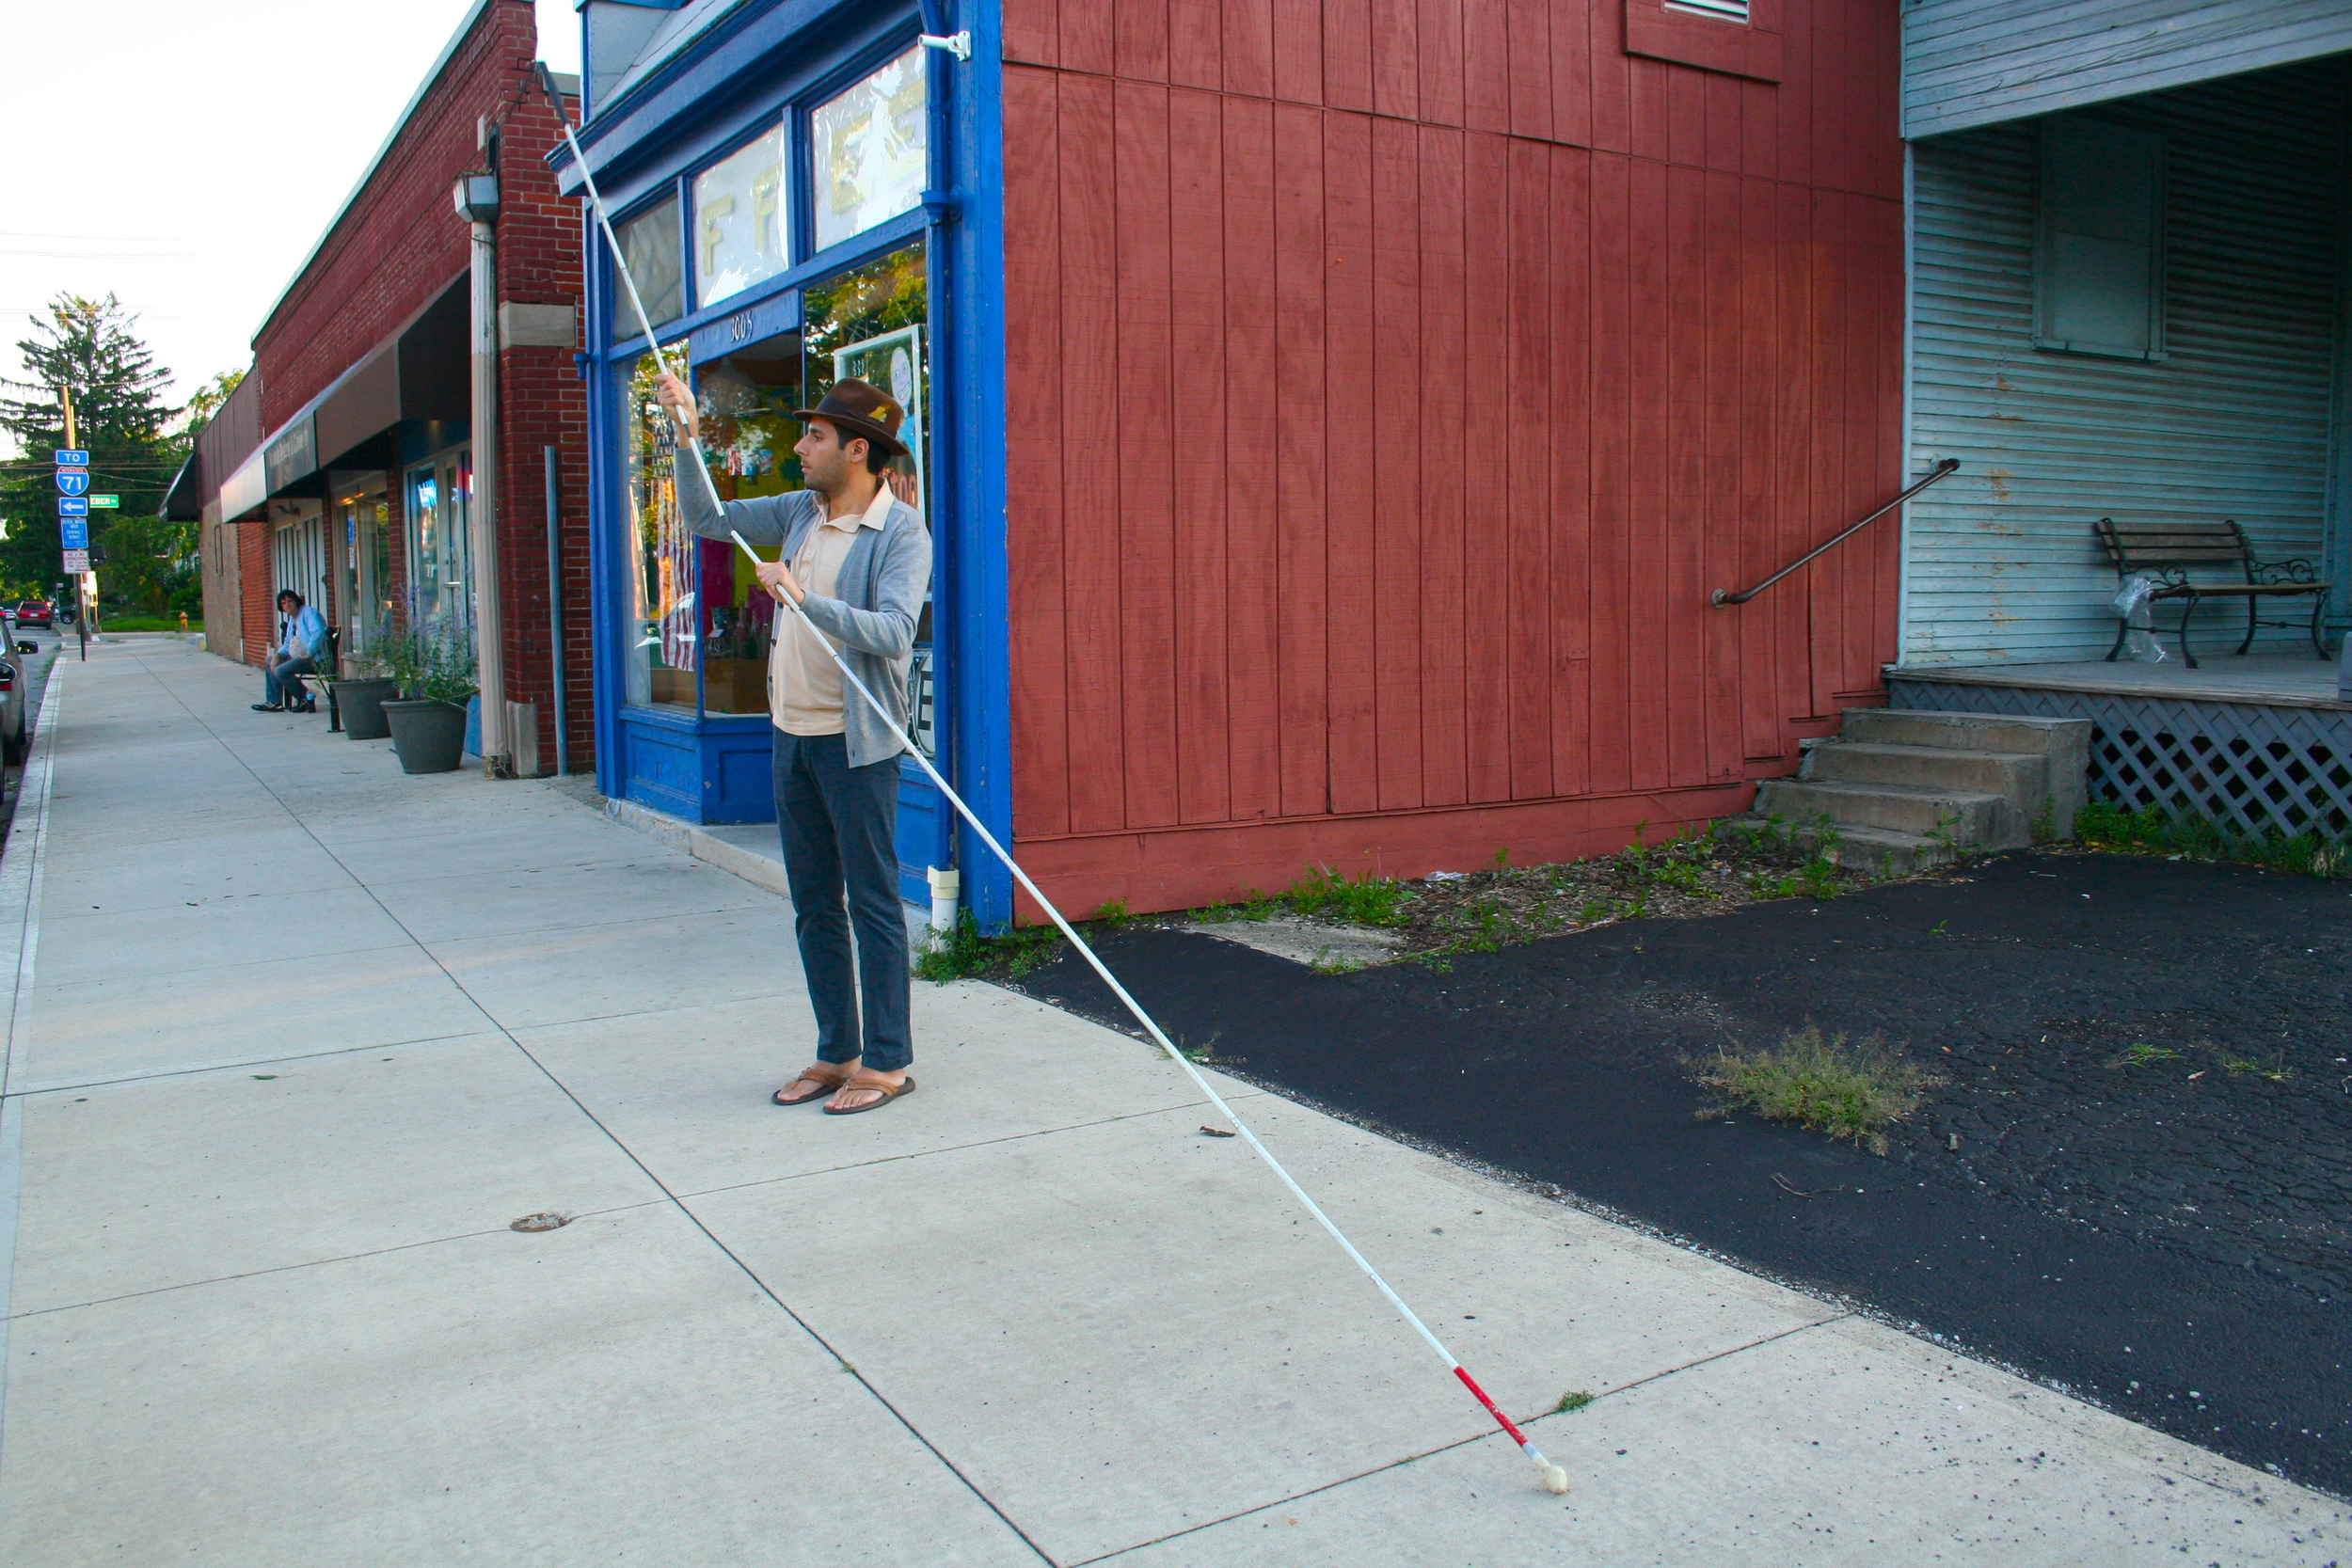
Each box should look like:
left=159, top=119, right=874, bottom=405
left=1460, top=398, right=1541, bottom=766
left=0, top=0, right=582, bottom=428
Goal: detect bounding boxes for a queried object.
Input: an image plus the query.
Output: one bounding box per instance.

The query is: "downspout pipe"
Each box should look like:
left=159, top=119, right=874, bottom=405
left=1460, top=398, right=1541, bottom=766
left=455, top=166, right=511, bottom=776
left=917, top=0, right=960, bottom=888
left=546, top=444, right=568, bottom=775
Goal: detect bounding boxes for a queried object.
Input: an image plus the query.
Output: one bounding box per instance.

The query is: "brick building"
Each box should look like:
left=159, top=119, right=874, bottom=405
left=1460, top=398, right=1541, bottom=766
left=175, top=0, right=590, bottom=774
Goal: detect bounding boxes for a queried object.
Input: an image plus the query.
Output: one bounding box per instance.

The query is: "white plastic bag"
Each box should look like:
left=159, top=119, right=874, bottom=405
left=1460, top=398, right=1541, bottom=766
left=2109, top=575, right=2171, bottom=662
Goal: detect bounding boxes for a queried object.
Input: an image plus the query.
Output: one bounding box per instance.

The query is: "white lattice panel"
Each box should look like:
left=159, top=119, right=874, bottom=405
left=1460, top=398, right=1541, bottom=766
left=1887, top=679, right=2352, bottom=840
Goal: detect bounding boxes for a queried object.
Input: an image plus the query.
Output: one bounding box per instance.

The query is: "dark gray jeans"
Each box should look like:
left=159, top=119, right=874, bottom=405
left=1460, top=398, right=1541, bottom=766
left=773, top=729, right=911, bottom=1072
left=263, top=655, right=316, bottom=705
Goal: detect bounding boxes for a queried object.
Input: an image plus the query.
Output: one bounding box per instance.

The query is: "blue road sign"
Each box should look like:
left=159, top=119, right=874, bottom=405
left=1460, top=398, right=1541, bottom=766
left=56, top=469, right=89, bottom=497
left=59, top=518, right=88, bottom=549
left=57, top=497, right=88, bottom=516
left=53, top=450, right=88, bottom=467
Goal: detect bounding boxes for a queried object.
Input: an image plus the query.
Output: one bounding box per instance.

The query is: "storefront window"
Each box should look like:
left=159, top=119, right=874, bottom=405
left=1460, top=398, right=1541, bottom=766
left=691, top=341, right=803, bottom=715
left=338, top=488, right=390, bottom=659
left=616, top=195, right=685, bottom=331
left=809, top=48, right=926, bottom=255
left=405, top=451, right=472, bottom=628
left=676, top=243, right=932, bottom=738
left=694, top=125, right=787, bottom=307
left=803, top=243, right=928, bottom=510
left=625, top=345, right=698, bottom=711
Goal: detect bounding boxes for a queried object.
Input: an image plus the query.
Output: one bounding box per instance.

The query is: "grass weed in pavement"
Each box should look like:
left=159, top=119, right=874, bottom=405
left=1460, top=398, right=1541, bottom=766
left=1691, top=1025, right=1947, bottom=1155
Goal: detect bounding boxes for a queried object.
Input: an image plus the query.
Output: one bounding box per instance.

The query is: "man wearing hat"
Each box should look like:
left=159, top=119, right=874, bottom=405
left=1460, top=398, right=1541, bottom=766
left=658, top=372, right=931, bottom=1116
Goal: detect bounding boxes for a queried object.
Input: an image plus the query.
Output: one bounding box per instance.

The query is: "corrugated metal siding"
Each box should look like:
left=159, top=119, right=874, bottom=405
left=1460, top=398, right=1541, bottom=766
left=1903, top=60, right=2348, bottom=666
left=1903, top=0, right=2352, bottom=140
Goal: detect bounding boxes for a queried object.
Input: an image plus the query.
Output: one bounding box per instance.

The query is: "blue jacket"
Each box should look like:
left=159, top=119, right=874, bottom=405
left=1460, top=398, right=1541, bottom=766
left=279, top=605, right=327, bottom=661
left=681, top=481, right=930, bottom=769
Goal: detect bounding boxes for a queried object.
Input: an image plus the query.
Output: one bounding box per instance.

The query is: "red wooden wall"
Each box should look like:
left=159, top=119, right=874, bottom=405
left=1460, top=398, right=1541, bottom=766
left=1001, top=0, right=1905, bottom=915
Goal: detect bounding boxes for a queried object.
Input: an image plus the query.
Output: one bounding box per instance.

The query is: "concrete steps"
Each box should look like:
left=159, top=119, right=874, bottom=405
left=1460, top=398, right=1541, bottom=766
left=1728, top=706, right=2092, bottom=872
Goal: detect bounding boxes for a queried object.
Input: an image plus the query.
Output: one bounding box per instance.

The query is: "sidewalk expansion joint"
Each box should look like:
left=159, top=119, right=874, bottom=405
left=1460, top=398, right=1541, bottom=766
left=5, top=1198, right=678, bottom=1323
left=670, top=1092, right=1271, bottom=1203
left=4, top=1029, right=500, bottom=1101
left=1064, top=1310, right=1857, bottom=1565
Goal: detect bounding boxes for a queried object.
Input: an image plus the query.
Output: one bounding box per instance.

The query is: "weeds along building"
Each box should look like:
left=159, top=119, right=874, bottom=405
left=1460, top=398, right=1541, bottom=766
left=176, top=0, right=591, bottom=777
left=565, top=0, right=1908, bottom=927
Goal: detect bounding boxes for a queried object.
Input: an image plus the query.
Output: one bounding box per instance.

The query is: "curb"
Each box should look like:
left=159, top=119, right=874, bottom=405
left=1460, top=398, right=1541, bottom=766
left=602, top=795, right=795, bottom=900
left=0, top=653, right=68, bottom=1481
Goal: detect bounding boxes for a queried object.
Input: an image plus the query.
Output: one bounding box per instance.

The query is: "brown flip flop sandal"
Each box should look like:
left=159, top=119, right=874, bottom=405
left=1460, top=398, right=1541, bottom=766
left=821, top=1069, right=916, bottom=1115
left=773, top=1062, right=852, bottom=1106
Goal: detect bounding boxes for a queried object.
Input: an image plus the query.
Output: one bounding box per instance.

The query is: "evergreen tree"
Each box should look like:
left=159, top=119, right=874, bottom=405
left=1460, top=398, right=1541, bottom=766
left=0, top=293, right=191, bottom=614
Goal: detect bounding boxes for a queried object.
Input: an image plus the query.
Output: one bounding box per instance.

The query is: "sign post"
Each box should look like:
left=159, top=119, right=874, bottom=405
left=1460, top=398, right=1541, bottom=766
left=56, top=389, right=87, bottom=660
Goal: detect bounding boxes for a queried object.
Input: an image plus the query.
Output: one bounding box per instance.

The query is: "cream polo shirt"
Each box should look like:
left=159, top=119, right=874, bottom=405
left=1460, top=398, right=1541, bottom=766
left=772, top=481, right=896, bottom=735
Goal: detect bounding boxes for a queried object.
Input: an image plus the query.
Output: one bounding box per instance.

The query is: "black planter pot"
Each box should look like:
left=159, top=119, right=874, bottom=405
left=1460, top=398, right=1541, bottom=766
left=336, top=678, right=399, bottom=741
left=384, top=699, right=469, bottom=774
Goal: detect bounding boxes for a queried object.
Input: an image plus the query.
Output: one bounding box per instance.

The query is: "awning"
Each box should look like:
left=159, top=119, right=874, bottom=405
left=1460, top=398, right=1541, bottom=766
left=230, top=276, right=469, bottom=518
left=160, top=452, right=202, bottom=522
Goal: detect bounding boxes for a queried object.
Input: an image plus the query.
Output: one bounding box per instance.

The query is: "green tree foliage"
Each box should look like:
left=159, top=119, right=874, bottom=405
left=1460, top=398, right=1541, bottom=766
left=176, top=368, right=245, bottom=437
left=0, top=293, right=205, bottom=614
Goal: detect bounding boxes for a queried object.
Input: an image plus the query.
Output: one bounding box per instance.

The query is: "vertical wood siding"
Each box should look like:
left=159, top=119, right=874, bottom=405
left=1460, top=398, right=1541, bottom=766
left=1905, top=61, right=2346, bottom=666
left=1903, top=0, right=2352, bottom=141
left=1003, top=0, right=1905, bottom=911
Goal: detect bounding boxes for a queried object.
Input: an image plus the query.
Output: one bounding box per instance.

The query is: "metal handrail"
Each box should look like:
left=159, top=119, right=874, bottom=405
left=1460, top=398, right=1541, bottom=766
left=1710, top=458, right=1961, bottom=607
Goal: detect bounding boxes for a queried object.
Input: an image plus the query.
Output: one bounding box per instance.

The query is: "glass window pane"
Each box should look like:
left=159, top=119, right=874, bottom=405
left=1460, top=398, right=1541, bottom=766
left=810, top=49, right=926, bottom=255
left=614, top=195, right=684, bottom=334
left=691, top=332, right=806, bottom=715
left=624, top=345, right=698, bottom=711
left=695, top=125, right=788, bottom=307
left=801, top=243, right=936, bottom=756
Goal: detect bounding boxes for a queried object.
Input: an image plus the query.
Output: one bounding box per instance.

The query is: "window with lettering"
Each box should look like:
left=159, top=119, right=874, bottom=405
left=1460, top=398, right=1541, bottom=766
left=694, top=125, right=787, bottom=308
left=809, top=49, right=926, bottom=255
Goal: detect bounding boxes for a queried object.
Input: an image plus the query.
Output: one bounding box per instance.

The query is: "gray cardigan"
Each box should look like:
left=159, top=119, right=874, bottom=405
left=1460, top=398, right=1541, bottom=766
left=679, top=478, right=932, bottom=769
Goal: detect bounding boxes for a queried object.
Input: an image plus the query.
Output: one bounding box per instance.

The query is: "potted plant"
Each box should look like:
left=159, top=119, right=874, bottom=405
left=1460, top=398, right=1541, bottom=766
left=381, top=611, right=477, bottom=774
left=335, top=634, right=402, bottom=742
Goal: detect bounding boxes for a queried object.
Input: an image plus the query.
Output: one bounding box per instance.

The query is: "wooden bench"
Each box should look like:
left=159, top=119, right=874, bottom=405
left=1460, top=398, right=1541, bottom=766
left=2093, top=518, right=2331, bottom=668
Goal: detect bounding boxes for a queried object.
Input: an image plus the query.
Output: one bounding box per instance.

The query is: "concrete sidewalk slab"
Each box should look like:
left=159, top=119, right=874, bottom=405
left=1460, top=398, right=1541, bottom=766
left=325, top=819, right=650, bottom=885
left=37, top=830, right=357, bottom=915
left=521, top=983, right=1259, bottom=1197
left=370, top=854, right=775, bottom=944
left=4, top=638, right=2344, bottom=1567
left=1113, top=1315, right=2342, bottom=1566
left=10, top=1033, right=666, bottom=1314
left=1, top=1206, right=1040, bottom=1568
left=22, top=947, right=491, bottom=1090
left=686, top=1093, right=1840, bottom=1565
left=421, top=905, right=806, bottom=1029
left=30, top=883, right=409, bottom=987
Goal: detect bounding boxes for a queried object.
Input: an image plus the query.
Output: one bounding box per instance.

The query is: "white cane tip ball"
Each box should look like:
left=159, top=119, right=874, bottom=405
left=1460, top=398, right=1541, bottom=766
left=1541, top=1465, right=1570, bottom=1495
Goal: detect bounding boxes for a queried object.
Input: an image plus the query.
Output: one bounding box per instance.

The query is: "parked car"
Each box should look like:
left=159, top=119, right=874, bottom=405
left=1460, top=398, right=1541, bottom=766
left=15, top=599, right=51, bottom=629
left=0, top=651, right=27, bottom=765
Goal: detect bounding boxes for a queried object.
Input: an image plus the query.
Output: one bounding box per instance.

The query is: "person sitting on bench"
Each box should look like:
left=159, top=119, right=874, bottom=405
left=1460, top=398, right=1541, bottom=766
left=254, top=590, right=327, bottom=714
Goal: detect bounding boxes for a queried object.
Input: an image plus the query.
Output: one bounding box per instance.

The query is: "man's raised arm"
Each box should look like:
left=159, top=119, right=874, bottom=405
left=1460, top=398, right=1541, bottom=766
left=654, top=371, right=801, bottom=546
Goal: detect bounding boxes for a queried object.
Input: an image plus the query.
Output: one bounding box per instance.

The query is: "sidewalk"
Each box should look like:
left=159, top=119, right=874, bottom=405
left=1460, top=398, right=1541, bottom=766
left=0, top=638, right=2341, bottom=1566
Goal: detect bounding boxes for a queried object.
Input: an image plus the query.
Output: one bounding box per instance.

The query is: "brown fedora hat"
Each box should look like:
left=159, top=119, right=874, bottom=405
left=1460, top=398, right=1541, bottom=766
left=794, top=377, right=908, bottom=459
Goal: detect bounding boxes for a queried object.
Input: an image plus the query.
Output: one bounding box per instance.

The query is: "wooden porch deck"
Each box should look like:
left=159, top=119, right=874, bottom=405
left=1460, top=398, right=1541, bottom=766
left=1888, top=655, right=2349, bottom=712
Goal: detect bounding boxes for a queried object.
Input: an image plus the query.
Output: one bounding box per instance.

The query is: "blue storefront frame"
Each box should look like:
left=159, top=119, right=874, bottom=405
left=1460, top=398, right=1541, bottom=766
left=563, top=0, right=1010, bottom=927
